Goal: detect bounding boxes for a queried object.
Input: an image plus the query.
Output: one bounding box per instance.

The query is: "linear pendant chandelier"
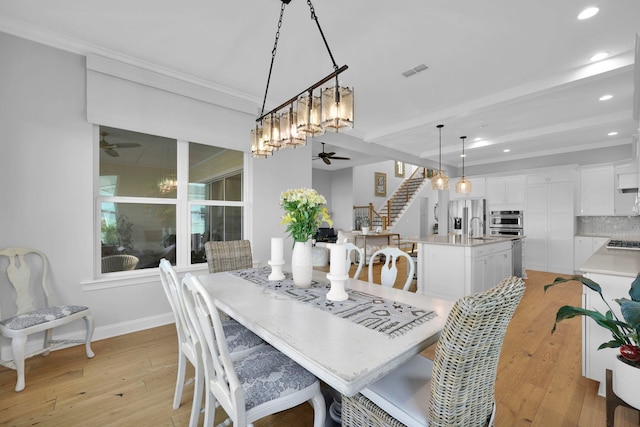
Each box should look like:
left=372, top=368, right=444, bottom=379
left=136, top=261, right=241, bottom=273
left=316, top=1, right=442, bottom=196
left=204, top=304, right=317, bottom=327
left=251, top=0, right=354, bottom=158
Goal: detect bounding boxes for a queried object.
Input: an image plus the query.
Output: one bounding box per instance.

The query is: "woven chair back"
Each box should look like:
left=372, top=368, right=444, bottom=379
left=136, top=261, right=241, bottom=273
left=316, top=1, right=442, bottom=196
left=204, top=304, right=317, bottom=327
left=429, top=276, right=525, bottom=426
left=204, top=240, right=253, bottom=273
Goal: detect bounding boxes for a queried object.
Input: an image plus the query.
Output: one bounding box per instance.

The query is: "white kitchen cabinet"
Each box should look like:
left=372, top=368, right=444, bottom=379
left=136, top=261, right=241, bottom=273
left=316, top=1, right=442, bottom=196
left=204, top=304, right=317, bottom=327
left=574, top=236, right=610, bottom=273
left=419, top=239, right=515, bottom=300
left=486, top=175, right=526, bottom=210
left=449, top=176, right=486, bottom=200
left=468, top=241, right=513, bottom=294
left=422, top=244, right=466, bottom=300
left=525, top=170, right=575, bottom=274
left=579, top=165, right=614, bottom=215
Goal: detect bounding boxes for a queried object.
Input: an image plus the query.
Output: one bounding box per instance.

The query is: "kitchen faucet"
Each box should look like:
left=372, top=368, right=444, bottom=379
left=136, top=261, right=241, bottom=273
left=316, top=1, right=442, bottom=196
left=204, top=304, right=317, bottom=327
left=469, top=216, right=483, bottom=237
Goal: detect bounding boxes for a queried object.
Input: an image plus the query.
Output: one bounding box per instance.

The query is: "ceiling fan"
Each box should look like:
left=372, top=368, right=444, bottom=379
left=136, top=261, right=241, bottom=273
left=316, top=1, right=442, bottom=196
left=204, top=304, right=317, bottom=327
left=99, top=131, right=141, bottom=157
left=314, top=142, right=351, bottom=165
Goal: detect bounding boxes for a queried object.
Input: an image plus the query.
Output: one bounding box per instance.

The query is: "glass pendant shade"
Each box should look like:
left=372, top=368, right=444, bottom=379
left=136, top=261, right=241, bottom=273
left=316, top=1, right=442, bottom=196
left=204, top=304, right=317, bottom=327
left=279, top=107, right=306, bottom=147
left=431, top=124, right=449, bottom=190
left=263, top=114, right=281, bottom=149
left=321, top=85, right=354, bottom=131
left=455, top=177, right=472, bottom=193
left=431, top=171, right=449, bottom=190
left=455, top=135, right=471, bottom=193
left=250, top=127, right=273, bottom=158
left=297, top=92, right=324, bottom=136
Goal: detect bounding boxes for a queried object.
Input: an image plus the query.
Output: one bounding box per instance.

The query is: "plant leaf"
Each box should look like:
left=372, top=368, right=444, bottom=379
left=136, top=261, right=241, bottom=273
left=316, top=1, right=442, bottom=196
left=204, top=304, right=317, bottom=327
left=598, top=339, right=625, bottom=350
left=618, top=298, right=640, bottom=329
left=553, top=306, right=627, bottom=343
left=630, top=273, right=640, bottom=302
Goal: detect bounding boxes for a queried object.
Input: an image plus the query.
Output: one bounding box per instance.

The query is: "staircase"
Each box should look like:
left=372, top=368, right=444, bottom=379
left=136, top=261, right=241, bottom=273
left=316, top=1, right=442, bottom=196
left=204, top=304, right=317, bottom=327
left=381, top=174, right=427, bottom=228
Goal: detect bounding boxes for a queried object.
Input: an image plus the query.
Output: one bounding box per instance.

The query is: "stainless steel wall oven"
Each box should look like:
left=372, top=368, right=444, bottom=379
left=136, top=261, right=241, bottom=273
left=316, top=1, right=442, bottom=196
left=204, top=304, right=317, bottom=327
left=489, top=210, right=524, bottom=236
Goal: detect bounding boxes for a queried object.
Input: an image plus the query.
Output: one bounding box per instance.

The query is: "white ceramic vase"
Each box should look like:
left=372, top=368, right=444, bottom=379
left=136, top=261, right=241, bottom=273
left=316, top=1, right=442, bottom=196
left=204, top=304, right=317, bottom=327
left=613, top=355, right=640, bottom=409
left=291, top=240, right=313, bottom=288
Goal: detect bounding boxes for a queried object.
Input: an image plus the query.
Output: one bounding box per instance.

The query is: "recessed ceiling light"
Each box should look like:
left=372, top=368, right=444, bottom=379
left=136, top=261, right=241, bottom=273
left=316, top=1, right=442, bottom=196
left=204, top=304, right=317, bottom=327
left=503, top=149, right=511, bottom=153
left=474, top=137, right=482, bottom=142
left=460, top=154, right=466, bottom=158
left=578, top=7, right=599, bottom=20
left=599, top=94, right=613, bottom=101
left=608, top=131, right=618, bottom=136
left=590, top=51, right=610, bottom=62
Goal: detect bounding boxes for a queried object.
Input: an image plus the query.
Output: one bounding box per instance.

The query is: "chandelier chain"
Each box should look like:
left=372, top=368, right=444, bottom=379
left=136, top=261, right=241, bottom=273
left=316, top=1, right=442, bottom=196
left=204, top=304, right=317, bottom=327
left=260, top=0, right=288, bottom=117
left=306, top=0, right=339, bottom=71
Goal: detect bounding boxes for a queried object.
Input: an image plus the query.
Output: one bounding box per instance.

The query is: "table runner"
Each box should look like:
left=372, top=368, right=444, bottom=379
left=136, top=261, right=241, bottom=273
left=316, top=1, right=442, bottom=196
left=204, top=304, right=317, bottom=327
left=230, top=266, right=436, bottom=338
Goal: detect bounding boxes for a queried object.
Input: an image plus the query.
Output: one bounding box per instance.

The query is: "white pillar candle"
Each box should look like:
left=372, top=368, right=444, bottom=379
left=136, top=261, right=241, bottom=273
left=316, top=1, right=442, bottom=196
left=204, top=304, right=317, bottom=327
left=271, top=237, right=284, bottom=263
left=329, top=242, right=347, bottom=277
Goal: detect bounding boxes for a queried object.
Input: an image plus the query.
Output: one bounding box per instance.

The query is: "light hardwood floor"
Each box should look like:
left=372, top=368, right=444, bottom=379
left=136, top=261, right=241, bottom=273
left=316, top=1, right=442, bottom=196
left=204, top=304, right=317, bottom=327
left=1, top=269, right=639, bottom=426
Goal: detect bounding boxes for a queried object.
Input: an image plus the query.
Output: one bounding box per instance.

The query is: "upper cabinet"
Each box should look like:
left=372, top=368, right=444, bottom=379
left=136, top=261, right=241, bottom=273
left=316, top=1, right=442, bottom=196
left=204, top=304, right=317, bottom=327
left=486, top=175, right=525, bottom=210
left=579, top=165, right=615, bottom=216
left=449, top=176, right=486, bottom=200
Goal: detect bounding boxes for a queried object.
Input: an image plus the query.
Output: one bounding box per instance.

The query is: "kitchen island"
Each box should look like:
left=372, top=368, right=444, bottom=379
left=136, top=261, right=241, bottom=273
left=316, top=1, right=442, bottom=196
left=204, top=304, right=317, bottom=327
left=578, top=241, right=640, bottom=396
left=412, top=235, right=525, bottom=300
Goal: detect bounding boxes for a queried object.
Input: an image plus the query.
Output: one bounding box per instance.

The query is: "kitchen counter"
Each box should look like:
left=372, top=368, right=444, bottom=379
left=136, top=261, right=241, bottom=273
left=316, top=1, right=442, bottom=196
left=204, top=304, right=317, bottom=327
left=408, top=234, right=523, bottom=247
left=579, top=242, right=640, bottom=278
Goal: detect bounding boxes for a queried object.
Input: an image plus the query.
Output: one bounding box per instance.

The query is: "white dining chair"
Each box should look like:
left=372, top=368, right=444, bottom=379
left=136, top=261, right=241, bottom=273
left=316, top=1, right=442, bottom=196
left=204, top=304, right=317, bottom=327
left=345, top=242, right=365, bottom=279
left=181, top=273, right=326, bottom=427
left=0, top=247, right=94, bottom=392
left=341, top=276, right=525, bottom=427
left=158, top=259, right=264, bottom=427
left=367, top=246, right=415, bottom=291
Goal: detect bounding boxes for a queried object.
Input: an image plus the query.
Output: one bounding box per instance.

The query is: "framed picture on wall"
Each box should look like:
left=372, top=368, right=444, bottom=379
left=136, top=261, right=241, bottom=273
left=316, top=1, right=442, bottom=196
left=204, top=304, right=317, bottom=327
left=394, top=161, right=405, bottom=177
left=375, top=172, right=386, bottom=197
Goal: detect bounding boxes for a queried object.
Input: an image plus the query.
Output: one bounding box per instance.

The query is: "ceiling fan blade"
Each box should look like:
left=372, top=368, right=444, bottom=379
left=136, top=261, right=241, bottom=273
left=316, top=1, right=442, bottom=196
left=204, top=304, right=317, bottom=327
left=113, top=142, right=141, bottom=148
left=104, top=148, right=119, bottom=157
left=322, top=157, right=331, bottom=165
left=329, top=156, right=350, bottom=160
left=325, top=152, right=336, bottom=157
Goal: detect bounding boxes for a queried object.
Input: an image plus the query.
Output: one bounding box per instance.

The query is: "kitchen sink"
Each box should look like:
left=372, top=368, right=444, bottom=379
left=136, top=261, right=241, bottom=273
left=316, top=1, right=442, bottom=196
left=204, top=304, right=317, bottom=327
left=469, top=237, right=495, bottom=241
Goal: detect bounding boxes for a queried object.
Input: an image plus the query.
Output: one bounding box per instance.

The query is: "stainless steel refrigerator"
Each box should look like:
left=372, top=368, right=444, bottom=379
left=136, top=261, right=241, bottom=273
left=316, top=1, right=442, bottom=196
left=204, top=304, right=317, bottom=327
left=448, top=199, right=487, bottom=236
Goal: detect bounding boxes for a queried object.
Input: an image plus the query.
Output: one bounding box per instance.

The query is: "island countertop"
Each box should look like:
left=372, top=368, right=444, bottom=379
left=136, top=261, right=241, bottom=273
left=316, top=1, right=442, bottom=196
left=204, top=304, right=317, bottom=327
left=405, top=234, right=524, bottom=248
left=579, top=242, right=640, bottom=278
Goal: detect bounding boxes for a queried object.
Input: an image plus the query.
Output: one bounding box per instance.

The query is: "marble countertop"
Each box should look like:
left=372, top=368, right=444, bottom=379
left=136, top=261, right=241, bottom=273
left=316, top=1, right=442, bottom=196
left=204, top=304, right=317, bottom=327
left=580, top=242, right=640, bottom=278
left=402, top=234, right=523, bottom=247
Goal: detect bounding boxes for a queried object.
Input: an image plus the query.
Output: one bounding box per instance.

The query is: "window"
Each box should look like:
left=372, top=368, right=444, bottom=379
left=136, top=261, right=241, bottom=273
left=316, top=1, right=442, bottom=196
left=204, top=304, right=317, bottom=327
left=97, top=126, right=244, bottom=274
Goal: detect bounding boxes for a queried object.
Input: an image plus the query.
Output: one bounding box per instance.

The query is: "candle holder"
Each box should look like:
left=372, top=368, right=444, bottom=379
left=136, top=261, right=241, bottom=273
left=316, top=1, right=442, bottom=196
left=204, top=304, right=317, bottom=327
left=268, top=260, right=285, bottom=281
left=326, top=273, right=349, bottom=301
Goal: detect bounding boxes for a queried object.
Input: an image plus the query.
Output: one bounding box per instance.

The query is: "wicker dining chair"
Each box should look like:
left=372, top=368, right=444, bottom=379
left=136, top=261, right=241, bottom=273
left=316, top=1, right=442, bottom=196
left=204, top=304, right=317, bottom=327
left=341, top=275, right=526, bottom=427
left=101, top=254, right=139, bottom=273
left=204, top=240, right=253, bottom=273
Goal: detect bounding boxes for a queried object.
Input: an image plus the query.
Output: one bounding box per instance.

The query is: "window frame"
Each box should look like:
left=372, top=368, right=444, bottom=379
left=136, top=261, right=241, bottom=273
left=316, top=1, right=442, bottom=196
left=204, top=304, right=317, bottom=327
left=93, top=126, right=247, bottom=279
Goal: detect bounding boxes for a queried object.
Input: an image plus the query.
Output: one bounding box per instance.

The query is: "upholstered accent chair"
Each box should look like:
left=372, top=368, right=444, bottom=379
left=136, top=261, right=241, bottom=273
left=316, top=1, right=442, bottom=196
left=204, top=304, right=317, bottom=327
left=341, top=276, right=525, bottom=427
left=0, top=248, right=94, bottom=392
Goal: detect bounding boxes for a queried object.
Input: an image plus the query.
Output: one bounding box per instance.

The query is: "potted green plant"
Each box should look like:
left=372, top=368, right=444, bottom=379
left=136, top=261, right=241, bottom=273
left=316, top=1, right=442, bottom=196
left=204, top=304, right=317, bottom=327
left=545, top=274, right=640, bottom=408
left=544, top=274, right=640, bottom=365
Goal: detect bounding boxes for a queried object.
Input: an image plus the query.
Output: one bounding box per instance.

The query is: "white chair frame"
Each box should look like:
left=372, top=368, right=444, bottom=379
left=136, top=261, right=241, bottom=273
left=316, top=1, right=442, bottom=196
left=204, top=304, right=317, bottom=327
left=0, top=248, right=94, bottom=392
left=181, top=273, right=326, bottom=427
left=367, top=246, right=415, bottom=291
left=345, top=243, right=365, bottom=279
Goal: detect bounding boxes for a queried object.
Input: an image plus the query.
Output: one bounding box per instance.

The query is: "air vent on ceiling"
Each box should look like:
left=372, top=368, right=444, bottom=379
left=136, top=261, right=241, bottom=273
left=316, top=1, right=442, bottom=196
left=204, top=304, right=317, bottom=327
left=402, top=63, right=428, bottom=77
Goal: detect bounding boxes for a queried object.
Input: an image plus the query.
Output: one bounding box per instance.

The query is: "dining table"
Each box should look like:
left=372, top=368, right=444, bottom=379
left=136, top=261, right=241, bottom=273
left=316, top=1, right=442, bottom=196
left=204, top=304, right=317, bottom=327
left=197, top=266, right=454, bottom=398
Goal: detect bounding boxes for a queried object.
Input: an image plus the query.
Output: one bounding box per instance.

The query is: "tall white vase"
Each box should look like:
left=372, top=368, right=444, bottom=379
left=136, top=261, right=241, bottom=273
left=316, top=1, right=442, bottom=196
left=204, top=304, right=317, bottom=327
left=291, top=240, right=313, bottom=288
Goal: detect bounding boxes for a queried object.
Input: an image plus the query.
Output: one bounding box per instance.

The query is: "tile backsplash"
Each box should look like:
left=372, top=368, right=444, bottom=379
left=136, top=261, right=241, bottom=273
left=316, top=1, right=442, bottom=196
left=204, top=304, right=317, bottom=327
left=577, top=216, right=640, bottom=236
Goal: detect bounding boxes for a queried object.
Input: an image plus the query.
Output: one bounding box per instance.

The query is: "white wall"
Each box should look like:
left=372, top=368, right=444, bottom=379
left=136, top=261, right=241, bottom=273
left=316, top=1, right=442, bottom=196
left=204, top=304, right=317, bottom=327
left=352, top=160, right=404, bottom=207
left=0, top=32, right=311, bottom=344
